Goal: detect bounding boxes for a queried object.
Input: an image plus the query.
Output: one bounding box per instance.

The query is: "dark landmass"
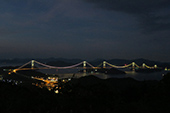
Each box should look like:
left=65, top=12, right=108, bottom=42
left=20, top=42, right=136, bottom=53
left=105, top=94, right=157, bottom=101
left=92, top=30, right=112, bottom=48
left=1, top=71, right=170, bottom=113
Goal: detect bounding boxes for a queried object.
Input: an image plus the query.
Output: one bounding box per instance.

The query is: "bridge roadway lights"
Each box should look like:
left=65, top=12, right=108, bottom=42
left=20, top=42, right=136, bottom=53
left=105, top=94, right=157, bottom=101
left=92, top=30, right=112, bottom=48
left=8, top=69, right=17, bottom=75
left=13, top=69, right=17, bottom=73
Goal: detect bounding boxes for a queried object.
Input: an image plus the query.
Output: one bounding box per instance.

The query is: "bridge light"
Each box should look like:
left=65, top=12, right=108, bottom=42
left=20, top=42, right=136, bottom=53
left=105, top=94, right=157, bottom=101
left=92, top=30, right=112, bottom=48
left=142, top=63, right=145, bottom=68
left=132, top=62, right=135, bottom=66
left=13, top=70, right=16, bottom=73
left=103, top=61, right=106, bottom=68
left=55, top=90, right=59, bottom=94
left=68, top=78, right=71, bottom=81
left=31, top=60, right=34, bottom=69
left=83, top=61, right=86, bottom=67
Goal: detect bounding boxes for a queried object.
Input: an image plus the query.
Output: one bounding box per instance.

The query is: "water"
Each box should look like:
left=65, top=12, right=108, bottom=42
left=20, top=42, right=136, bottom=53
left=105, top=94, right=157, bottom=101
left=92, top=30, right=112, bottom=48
left=38, top=69, right=168, bottom=81
left=109, top=71, right=166, bottom=81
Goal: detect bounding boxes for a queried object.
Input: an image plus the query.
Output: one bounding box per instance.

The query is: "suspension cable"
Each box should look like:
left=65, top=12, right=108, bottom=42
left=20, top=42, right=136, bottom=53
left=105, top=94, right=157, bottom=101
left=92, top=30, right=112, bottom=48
left=34, top=60, right=84, bottom=69
left=16, top=61, right=32, bottom=69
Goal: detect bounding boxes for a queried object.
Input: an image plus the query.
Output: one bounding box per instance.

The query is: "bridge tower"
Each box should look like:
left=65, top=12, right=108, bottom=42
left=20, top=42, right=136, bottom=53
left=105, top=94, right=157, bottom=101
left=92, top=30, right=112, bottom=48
left=83, top=61, right=86, bottom=73
left=103, top=61, right=106, bottom=68
left=132, top=62, right=135, bottom=71
left=31, top=60, right=35, bottom=69
left=142, top=63, right=145, bottom=68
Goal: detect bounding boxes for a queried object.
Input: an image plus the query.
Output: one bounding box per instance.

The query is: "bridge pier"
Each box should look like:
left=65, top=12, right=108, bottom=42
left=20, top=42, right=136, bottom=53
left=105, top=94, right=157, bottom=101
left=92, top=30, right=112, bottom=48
left=103, top=61, right=106, bottom=68
left=31, top=60, right=35, bottom=69
left=132, top=62, right=135, bottom=71
left=142, top=63, right=145, bottom=68
left=83, top=61, right=86, bottom=73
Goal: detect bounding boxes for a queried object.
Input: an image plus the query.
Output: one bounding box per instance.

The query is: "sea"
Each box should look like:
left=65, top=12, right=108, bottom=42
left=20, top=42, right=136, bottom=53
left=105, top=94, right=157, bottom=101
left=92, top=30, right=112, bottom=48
left=38, top=68, right=168, bottom=81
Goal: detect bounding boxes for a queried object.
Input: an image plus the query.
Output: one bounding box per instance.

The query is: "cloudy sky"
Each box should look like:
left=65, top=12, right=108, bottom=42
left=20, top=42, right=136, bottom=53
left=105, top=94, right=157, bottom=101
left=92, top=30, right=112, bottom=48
left=0, top=0, right=170, bottom=62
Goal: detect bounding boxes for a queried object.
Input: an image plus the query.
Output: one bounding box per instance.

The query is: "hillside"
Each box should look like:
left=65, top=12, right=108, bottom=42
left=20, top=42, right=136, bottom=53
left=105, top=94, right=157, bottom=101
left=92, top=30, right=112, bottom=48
left=1, top=73, right=170, bottom=113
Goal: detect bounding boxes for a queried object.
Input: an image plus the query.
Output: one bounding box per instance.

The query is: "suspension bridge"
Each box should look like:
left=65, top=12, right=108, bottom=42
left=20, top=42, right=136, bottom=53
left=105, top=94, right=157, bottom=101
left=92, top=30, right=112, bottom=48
left=8, top=60, right=162, bottom=74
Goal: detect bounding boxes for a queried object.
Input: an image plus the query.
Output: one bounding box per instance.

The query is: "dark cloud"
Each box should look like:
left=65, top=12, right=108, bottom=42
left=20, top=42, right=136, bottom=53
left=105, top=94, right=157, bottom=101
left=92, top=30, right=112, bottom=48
left=0, top=28, right=19, bottom=36
left=84, top=0, right=170, bottom=14
left=140, top=14, right=170, bottom=33
left=0, top=0, right=169, bottom=61
left=84, top=0, right=170, bottom=32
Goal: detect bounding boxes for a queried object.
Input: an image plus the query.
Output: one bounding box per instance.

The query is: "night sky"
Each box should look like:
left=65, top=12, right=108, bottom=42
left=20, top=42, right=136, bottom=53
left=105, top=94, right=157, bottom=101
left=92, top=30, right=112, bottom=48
left=0, top=0, right=170, bottom=62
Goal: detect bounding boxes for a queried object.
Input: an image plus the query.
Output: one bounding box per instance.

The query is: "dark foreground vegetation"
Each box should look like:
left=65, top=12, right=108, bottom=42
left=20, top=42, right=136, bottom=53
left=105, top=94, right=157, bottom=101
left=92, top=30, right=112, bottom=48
left=1, top=72, right=170, bottom=113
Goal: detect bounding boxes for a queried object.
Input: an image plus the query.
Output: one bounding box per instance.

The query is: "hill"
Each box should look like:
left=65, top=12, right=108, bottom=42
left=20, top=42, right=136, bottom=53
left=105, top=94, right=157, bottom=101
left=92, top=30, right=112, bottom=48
left=1, top=73, right=170, bottom=113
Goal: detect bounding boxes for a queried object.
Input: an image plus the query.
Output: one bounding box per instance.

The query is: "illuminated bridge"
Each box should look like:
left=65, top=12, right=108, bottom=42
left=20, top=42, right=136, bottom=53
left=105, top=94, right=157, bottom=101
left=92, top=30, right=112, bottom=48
left=8, top=60, right=163, bottom=74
